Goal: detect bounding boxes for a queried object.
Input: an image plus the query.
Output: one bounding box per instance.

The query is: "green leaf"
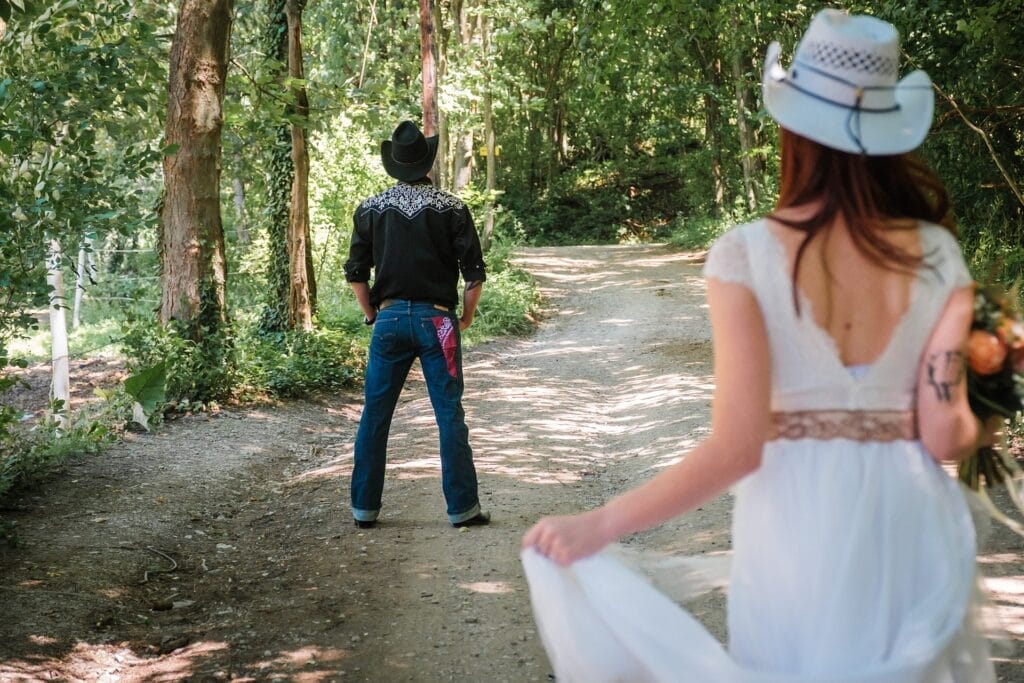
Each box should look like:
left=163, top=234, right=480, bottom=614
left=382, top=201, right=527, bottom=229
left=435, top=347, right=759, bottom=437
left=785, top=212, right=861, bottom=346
left=124, top=362, right=167, bottom=415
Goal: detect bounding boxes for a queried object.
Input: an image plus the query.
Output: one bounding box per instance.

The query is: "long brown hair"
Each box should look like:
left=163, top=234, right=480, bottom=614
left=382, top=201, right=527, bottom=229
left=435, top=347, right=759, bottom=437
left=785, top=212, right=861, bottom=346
left=772, top=129, right=956, bottom=312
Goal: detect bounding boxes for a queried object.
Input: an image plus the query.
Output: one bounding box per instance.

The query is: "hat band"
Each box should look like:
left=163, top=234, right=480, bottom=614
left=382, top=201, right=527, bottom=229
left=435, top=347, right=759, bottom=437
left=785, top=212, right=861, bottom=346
left=778, top=59, right=931, bottom=154
left=391, top=147, right=432, bottom=166
left=790, top=59, right=900, bottom=111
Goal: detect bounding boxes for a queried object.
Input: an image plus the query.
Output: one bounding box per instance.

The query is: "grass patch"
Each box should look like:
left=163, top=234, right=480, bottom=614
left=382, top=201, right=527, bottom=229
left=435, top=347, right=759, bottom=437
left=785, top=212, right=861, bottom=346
left=0, top=396, right=129, bottom=501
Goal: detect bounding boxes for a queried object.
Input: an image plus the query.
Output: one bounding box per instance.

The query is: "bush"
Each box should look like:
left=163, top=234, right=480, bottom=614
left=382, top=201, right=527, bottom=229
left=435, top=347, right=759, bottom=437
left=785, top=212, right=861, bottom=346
left=237, top=327, right=366, bottom=399
left=121, top=319, right=234, bottom=406
left=662, top=211, right=749, bottom=251
left=502, top=154, right=718, bottom=246
left=0, top=401, right=121, bottom=500
left=464, top=246, right=542, bottom=342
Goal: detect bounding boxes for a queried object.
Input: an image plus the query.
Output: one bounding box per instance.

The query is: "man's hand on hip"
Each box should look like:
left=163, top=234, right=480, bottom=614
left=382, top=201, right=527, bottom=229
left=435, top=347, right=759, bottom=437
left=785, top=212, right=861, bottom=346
left=460, top=280, right=483, bottom=332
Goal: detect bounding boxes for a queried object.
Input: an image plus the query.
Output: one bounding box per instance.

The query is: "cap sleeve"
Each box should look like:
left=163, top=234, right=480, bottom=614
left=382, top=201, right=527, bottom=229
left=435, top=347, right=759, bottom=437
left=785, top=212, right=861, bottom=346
left=703, top=227, right=753, bottom=289
left=930, top=226, right=973, bottom=289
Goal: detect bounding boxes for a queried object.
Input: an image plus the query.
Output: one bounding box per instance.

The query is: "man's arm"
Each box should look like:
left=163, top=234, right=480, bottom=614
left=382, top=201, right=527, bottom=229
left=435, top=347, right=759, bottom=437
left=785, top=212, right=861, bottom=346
left=453, top=206, right=486, bottom=331
left=351, top=282, right=376, bottom=323
left=460, top=280, right=483, bottom=331
left=344, top=207, right=376, bottom=323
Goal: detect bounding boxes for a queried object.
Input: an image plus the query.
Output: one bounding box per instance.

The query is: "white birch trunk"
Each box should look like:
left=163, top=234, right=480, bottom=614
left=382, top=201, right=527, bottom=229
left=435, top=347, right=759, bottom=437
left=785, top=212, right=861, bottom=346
left=47, top=238, right=70, bottom=428
left=73, top=243, right=87, bottom=329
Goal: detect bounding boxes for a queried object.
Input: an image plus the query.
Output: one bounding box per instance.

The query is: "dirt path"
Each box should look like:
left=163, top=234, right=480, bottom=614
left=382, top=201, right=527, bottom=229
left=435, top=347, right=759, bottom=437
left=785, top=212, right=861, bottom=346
left=1, top=244, right=1022, bottom=682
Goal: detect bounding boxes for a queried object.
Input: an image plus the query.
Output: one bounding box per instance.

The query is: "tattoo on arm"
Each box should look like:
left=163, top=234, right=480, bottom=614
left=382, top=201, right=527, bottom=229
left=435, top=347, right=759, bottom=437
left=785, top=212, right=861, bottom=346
left=464, top=280, right=482, bottom=292
left=925, top=351, right=965, bottom=403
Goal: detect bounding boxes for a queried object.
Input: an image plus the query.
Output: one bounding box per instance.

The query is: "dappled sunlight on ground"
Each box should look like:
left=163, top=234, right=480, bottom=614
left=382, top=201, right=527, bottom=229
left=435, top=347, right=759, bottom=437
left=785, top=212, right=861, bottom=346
left=0, top=640, right=229, bottom=682
left=294, top=244, right=714, bottom=493
left=5, top=244, right=1022, bottom=680
left=459, top=580, right=515, bottom=595
left=975, top=535, right=1024, bottom=668
left=981, top=552, right=1024, bottom=638
left=0, top=639, right=357, bottom=682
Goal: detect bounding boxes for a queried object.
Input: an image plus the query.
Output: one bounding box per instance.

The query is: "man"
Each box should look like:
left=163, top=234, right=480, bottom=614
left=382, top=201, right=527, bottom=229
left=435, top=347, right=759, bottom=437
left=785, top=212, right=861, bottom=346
left=344, top=120, right=490, bottom=529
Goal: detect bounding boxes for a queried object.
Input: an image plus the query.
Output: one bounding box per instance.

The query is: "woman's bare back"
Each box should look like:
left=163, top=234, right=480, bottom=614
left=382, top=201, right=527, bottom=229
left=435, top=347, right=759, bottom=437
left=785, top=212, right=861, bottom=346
left=768, top=207, right=922, bottom=368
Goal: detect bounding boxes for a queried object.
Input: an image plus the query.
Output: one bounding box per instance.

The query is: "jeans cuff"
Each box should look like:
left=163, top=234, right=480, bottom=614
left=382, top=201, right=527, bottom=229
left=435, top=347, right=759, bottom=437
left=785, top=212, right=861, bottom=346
left=352, top=507, right=379, bottom=522
left=448, top=502, right=481, bottom=524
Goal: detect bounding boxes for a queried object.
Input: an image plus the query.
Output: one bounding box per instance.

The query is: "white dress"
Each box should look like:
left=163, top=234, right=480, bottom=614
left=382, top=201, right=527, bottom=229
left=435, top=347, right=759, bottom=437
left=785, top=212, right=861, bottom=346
left=522, top=220, right=994, bottom=682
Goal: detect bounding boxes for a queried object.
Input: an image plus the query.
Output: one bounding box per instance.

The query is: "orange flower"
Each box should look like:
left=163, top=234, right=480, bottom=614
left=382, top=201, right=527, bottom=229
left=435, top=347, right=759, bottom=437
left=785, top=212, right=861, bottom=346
left=968, top=330, right=1008, bottom=375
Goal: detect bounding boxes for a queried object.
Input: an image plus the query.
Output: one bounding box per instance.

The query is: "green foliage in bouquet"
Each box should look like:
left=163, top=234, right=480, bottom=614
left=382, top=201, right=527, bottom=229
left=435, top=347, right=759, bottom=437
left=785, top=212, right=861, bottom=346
left=959, top=282, right=1024, bottom=534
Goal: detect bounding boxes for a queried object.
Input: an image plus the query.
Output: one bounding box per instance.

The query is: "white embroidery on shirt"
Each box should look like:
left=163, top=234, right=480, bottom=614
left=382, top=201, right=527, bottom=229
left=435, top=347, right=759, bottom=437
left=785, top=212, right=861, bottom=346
left=359, top=183, right=465, bottom=220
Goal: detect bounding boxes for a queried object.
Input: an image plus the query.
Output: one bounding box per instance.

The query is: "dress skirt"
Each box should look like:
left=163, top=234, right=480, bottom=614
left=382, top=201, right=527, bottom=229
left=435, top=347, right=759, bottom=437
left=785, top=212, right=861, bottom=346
left=522, top=439, right=994, bottom=682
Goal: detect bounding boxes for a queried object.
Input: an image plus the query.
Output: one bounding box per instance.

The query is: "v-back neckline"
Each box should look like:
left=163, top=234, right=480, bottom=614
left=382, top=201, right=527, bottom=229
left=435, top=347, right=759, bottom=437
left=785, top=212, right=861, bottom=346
left=760, top=221, right=924, bottom=385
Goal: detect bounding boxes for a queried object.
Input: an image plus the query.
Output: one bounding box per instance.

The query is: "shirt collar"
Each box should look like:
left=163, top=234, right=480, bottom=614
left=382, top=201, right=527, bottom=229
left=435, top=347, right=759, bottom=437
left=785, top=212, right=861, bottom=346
left=398, top=178, right=433, bottom=188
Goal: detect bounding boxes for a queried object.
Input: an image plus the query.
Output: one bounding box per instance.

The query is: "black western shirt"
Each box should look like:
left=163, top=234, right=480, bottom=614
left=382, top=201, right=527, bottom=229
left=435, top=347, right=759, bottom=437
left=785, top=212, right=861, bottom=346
left=343, top=181, right=487, bottom=311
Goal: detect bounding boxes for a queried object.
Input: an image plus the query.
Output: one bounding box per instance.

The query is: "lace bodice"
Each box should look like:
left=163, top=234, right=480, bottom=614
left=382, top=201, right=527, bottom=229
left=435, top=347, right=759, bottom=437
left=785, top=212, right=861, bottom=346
left=703, top=220, right=972, bottom=412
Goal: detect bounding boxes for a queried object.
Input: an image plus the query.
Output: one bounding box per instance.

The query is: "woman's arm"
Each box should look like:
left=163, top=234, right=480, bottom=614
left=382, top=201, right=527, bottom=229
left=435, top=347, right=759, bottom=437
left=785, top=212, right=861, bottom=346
left=916, top=286, right=996, bottom=461
left=522, top=278, right=771, bottom=566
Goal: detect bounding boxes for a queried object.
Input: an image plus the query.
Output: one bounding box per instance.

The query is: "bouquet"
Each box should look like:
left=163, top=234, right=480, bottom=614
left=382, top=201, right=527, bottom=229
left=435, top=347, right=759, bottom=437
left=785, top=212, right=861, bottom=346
left=958, top=282, right=1024, bottom=532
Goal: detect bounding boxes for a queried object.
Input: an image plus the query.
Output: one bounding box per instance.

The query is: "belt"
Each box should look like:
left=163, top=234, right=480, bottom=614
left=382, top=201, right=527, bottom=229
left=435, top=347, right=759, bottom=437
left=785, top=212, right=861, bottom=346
left=378, top=298, right=450, bottom=313
left=769, top=409, right=917, bottom=442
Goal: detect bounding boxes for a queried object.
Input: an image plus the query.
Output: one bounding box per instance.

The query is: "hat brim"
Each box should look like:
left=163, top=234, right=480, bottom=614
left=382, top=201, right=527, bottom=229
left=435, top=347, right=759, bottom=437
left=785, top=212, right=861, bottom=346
left=381, top=134, right=439, bottom=181
left=761, top=41, right=934, bottom=155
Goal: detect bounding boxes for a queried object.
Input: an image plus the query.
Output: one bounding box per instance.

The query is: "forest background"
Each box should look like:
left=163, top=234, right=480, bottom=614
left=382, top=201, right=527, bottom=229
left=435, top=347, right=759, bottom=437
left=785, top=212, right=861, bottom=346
left=0, top=0, right=1022, bottom=498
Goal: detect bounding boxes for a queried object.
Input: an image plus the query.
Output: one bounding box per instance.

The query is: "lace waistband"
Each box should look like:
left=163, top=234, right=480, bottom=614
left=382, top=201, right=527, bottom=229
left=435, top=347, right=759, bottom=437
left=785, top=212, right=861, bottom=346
left=769, top=410, right=917, bottom=442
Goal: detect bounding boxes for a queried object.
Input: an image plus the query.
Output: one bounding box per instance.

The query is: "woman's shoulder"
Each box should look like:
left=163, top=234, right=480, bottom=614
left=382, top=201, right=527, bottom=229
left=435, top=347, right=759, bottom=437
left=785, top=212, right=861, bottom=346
left=708, top=218, right=769, bottom=250
left=915, top=221, right=972, bottom=288
left=915, top=221, right=965, bottom=261
left=703, top=219, right=771, bottom=287
left=916, top=220, right=955, bottom=239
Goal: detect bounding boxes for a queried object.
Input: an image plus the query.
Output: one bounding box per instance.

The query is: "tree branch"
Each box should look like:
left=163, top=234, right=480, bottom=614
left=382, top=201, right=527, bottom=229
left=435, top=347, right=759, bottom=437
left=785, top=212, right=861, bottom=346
left=903, top=50, right=1024, bottom=211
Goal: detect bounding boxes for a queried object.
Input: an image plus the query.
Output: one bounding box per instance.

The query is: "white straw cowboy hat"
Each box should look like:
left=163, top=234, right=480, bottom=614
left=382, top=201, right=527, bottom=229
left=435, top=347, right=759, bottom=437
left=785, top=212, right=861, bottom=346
left=762, top=9, right=934, bottom=155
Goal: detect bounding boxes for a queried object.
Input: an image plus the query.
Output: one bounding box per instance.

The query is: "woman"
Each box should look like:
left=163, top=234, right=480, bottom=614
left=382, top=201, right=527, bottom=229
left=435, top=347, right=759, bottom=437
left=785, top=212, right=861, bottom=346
left=521, top=9, right=998, bottom=682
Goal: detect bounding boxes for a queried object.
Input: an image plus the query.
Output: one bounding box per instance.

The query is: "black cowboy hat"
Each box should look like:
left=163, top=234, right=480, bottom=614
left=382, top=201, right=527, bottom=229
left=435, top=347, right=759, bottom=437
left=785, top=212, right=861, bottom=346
left=381, top=120, right=439, bottom=182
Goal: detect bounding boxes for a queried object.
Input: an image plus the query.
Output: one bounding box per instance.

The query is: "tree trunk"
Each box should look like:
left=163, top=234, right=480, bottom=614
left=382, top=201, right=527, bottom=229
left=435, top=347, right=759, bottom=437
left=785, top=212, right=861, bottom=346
left=419, top=0, right=441, bottom=182
left=700, top=57, right=725, bottom=213
left=47, top=239, right=70, bottom=428
left=479, top=56, right=495, bottom=248
left=419, top=1, right=437, bottom=135
left=730, top=21, right=757, bottom=212
left=261, top=0, right=292, bottom=333
left=73, top=243, right=87, bottom=329
left=479, top=9, right=495, bottom=249
left=433, top=0, right=449, bottom=189
left=286, top=0, right=315, bottom=331
left=451, top=1, right=475, bottom=192
left=231, top=175, right=250, bottom=244
left=453, top=131, right=474, bottom=192
left=160, top=0, right=232, bottom=334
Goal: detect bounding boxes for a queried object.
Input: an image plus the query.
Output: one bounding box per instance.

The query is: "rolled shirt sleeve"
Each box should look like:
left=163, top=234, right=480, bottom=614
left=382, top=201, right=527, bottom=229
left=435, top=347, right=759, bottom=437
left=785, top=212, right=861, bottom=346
left=344, top=205, right=373, bottom=283
left=453, top=206, right=487, bottom=283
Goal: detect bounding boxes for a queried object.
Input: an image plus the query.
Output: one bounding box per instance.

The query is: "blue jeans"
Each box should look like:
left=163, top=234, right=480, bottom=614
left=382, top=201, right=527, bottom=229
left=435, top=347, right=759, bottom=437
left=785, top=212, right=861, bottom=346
left=351, top=300, right=482, bottom=524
